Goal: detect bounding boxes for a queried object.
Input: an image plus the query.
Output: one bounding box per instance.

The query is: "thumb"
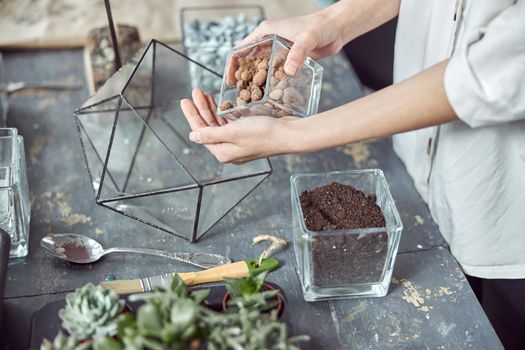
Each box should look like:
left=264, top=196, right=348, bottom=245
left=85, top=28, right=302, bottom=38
left=189, top=126, right=230, bottom=144
left=284, top=35, right=316, bottom=75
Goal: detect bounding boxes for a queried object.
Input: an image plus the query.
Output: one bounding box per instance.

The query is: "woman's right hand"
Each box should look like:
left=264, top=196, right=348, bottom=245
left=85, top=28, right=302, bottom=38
left=237, top=12, right=343, bottom=75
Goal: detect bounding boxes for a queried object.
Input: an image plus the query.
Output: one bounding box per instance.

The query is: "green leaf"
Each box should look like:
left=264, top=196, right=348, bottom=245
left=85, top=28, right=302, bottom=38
left=170, top=275, right=189, bottom=297
left=117, top=313, right=136, bottom=338
left=191, top=289, right=210, bottom=304
left=92, top=337, right=123, bottom=350
left=170, top=300, right=197, bottom=328
left=137, top=304, right=163, bottom=331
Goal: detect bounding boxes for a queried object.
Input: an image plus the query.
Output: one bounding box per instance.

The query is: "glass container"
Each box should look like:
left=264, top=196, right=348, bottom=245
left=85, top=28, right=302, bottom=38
left=291, top=169, right=403, bottom=301
left=74, top=40, right=272, bottom=242
left=0, top=128, right=30, bottom=258
left=217, top=35, right=323, bottom=120
left=180, top=5, right=264, bottom=93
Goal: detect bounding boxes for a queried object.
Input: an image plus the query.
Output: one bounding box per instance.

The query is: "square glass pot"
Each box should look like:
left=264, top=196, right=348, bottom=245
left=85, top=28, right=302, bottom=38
left=217, top=35, right=323, bottom=120
left=0, top=128, right=30, bottom=258
left=291, top=169, right=403, bottom=301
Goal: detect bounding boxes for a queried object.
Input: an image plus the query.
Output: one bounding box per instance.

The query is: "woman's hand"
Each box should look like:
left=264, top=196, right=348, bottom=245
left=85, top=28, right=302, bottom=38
left=180, top=89, right=298, bottom=164
left=237, top=12, right=344, bottom=76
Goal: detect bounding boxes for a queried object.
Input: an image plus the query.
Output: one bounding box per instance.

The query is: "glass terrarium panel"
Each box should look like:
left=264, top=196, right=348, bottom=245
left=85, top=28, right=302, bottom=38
left=75, top=96, right=121, bottom=198
left=121, top=44, right=153, bottom=118
left=102, top=187, right=200, bottom=241
left=196, top=173, right=269, bottom=240
left=100, top=98, right=197, bottom=200
left=82, top=47, right=146, bottom=109
left=291, top=169, right=403, bottom=301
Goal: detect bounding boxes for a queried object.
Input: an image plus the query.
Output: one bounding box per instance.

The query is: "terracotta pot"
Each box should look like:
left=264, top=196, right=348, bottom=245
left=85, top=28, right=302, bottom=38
left=222, top=283, right=284, bottom=317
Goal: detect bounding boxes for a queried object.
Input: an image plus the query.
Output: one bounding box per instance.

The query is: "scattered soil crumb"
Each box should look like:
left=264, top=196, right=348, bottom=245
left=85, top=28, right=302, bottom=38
left=29, top=136, right=46, bottom=165
left=400, top=279, right=425, bottom=307
left=57, top=200, right=72, bottom=217
left=341, top=141, right=371, bottom=168
left=95, top=228, right=103, bottom=236
left=438, top=286, right=453, bottom=296
left=414, top=215, right=424, bottom=225
left=42, top=191, right=91, bottom=226
left=36, top=96, right=56, bottom=110
left=63, top=214, right=91, bottom=226
left=344, top=300, right=368, bottom=322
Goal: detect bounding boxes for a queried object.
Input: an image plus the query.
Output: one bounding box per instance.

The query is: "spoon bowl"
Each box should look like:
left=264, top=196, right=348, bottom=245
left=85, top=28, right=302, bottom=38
left=40, top=233, right=231, bottom=269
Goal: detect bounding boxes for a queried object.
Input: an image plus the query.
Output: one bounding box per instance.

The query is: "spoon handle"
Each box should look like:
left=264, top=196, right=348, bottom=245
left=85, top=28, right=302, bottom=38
left=103, top=247, right=231, bottom=269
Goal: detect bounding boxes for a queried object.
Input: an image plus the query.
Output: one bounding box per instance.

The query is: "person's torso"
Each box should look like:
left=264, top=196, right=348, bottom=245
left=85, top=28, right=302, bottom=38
left=392, top=0, right=525, bottom=277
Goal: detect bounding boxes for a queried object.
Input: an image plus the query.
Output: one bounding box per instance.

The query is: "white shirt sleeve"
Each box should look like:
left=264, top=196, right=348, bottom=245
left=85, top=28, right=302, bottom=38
left=444, top=0, right=525, bottom=128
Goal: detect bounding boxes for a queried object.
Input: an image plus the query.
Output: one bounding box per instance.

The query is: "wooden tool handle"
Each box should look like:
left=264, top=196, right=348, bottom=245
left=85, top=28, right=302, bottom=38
left=100, top=258, right=279, bottom=294
left=177, top=261, right=249, bottom=286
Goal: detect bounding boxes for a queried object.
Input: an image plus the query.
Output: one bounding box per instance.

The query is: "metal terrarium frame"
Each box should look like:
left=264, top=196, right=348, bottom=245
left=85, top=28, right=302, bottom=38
left=73, top=0, right=272, bottom=242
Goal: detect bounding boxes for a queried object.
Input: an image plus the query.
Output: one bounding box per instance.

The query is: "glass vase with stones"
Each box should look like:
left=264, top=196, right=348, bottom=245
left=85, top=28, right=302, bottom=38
left=217, top=35, right=323, bottom=120
left=180, top=5, right=264, bottom=94
left=291, top=169, right=403, bottom=301
left=74, top=40, right=271, bottom=242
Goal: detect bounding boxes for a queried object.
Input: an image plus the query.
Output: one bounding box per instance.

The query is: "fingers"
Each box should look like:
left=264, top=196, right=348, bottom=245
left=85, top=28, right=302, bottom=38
left=192, top=89, right=218, bottom=126
left=235, top=20, right=270, bottom=48
left=180, top=98, right=207, bottom=130
left=189, top=124, right=232, bottom=145
left=204, top=92, right=227, bottom=126
left=284, top=32, right=320, bottom=75
left=226, top=55, right=238, bottom=86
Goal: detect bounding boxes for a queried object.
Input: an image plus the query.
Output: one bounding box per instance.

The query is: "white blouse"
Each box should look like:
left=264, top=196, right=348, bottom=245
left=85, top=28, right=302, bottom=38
left=393, top=0, right=525, bottom=278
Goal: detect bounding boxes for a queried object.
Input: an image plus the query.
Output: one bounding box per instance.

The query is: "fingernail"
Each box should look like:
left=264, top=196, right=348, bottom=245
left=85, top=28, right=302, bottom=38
left=189, top=131, right=201, bottom=143
left=285, top=61, right=298, bottom=75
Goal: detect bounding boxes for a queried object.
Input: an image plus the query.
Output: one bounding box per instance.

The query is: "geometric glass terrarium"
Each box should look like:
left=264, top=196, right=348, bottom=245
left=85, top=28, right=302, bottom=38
left=74, top=40, right=272, bottom=242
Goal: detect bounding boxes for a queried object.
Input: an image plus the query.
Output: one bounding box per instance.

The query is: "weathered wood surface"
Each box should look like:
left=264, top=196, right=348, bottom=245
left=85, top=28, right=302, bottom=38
left=0, top=48, right=501, bottom=349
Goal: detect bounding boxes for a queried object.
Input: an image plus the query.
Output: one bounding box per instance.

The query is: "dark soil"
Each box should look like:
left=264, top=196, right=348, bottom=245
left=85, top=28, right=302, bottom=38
left=299, top=182, right=388, bottom=286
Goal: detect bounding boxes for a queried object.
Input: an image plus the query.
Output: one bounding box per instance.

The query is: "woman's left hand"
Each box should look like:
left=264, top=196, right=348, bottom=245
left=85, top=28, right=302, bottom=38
left=180, top=89, right=297, bottom=164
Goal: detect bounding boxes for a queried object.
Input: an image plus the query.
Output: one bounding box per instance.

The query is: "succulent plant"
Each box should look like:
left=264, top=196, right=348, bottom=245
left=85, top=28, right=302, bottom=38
left=206, top=303, right=309, bottom=350
left=59, top=283, right=125, bottom=340
left=40, top=332, right=92, bottom=350
left=120, top=275, right=208, bottom=350
left=224, top=271, right=280, bottom=312
left=44, top=275, right=308, bottom=350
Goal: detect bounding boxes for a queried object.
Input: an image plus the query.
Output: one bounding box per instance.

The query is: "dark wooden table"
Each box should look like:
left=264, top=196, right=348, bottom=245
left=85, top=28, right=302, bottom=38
left=0, top=47, right=503, bottom=349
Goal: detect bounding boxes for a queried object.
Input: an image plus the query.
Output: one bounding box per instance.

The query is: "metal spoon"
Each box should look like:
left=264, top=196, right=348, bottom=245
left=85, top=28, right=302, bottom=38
left=41, top=234, right=231, bottom=269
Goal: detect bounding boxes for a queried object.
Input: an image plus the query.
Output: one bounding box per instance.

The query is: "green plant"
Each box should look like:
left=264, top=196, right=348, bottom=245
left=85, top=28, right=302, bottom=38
left=43, top=276, right=308, bottom=350
left=59, top=283, right=125, bottom=340
left=223, top=271, right=280, bottom=312
left=206, top=304, right=308, bottom=350
left=40, top=332, right=92, bottom=350
left=115, top=276, right=208, bottom=350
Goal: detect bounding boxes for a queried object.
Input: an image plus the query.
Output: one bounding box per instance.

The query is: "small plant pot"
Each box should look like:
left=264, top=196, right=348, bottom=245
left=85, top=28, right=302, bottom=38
left=222, top=283, right=284, bottom=317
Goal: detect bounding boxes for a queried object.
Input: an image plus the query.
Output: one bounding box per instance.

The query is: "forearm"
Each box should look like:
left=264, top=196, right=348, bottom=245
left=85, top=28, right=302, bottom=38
left=321, top=0, right=401, bottom=44
left=289, top=60, right=457, bottom=153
